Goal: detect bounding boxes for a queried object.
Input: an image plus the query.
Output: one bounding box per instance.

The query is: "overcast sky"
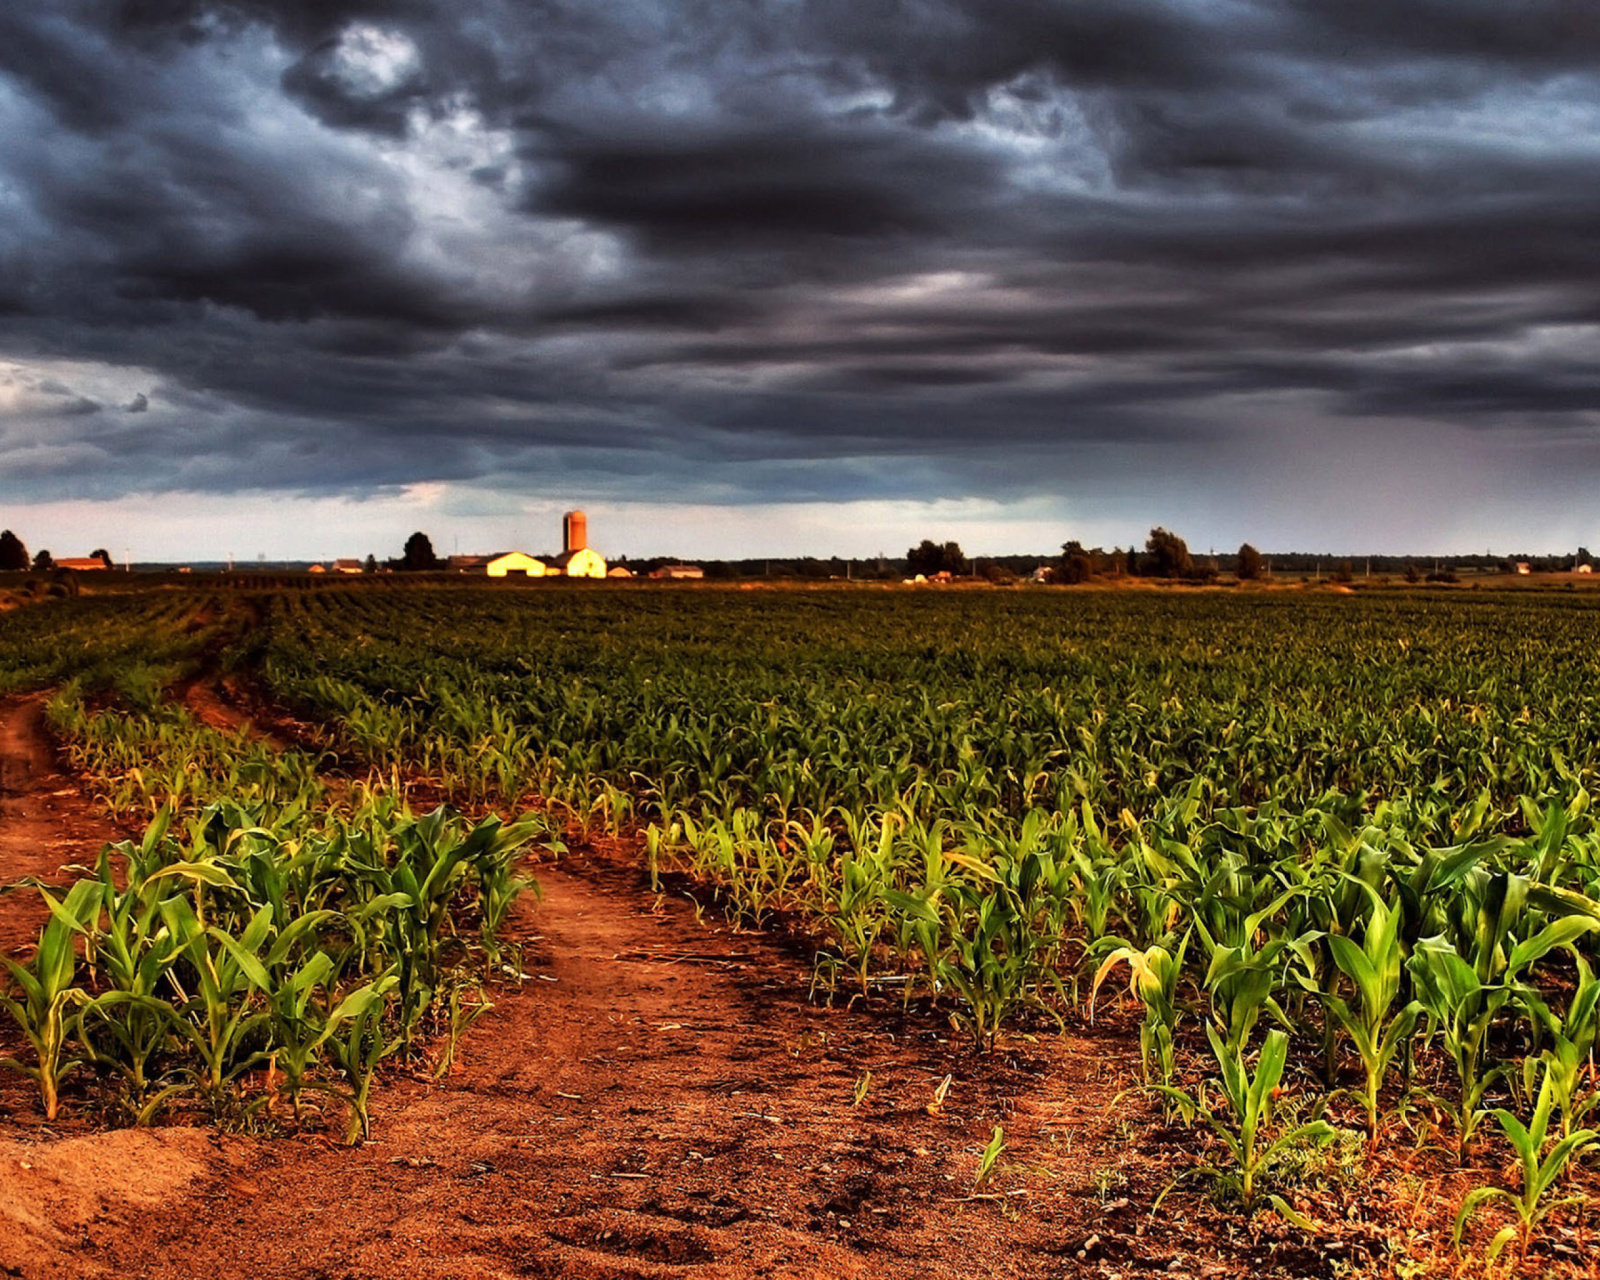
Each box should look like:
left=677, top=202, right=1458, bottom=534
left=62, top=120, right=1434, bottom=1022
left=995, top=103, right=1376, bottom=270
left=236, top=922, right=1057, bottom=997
left=3, top=2, right=1600, bottom=561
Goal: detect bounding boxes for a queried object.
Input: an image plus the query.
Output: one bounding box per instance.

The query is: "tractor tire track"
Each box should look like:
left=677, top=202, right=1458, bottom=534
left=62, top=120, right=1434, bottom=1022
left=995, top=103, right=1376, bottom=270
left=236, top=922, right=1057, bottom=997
left=0, top=694, right=124, bottom=963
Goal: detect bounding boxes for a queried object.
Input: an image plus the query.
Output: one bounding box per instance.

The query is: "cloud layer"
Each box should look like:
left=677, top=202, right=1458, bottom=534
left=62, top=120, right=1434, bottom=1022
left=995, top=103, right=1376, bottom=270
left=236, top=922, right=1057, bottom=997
left=3, top=2, right=1600, bottom=550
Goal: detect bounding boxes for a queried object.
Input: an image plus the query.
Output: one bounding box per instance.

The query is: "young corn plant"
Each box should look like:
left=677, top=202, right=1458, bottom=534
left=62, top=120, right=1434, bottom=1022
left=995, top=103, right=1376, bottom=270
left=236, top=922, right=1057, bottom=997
left=0, top=880, right=103, bottom=1119
left=473, top=844, right=541, bottom=967
left=934, top=852, right=1070, bottom=1051
left=1453, top=1059, right=1598, bottom=1263
left=261, top=951, right=341, bottom=1120
left=313, top=973, right=397, bottom=1144
left=345, top=809, right=536, bottom=1056
left=1156, top=1025, right=1334, bottom=1220
left=935, top=889, right=1035, bottom=1050
left=159, top=898, right=281, bottom=1098
left=1298, top=888, right=1421, bottom=1142
left=75, top=862, right=189, bottom=1121
left=1523, top=952, right=1600, bottom=1142
left=1090, top=933, right=1188, bottom=1095
left=1408, top=935, right=1513, bottom=1161
left=1191, top=883, right=1307, bottom=1056
left=432, top=973, right=494, bottom=1079
left=827, top=818, right=896, bottom=995
left=974, top=1125, right=1006, bottom=1189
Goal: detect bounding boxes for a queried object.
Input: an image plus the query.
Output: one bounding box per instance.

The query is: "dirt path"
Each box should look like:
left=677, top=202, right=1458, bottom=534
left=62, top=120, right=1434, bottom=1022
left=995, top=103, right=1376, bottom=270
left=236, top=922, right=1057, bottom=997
left=177, top=672, right=288, bottom=753
left=7, top=846, right=1212, bottom=1280
left=0, top=695, right=124, bottom=961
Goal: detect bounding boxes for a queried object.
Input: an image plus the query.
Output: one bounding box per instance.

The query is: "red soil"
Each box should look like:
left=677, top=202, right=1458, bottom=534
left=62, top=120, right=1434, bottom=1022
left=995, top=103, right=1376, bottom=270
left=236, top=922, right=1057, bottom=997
left=0, top=695, right=125, bottom=962
left=180, top=676, right=288, bottom=753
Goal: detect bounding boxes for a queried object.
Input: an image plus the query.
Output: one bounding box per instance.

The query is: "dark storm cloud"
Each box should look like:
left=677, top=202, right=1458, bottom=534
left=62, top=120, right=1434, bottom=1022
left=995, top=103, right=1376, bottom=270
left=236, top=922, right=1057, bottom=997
left=3, top=0, right=1600, bottom=511
left=534, top=126, right=1002, bottom=247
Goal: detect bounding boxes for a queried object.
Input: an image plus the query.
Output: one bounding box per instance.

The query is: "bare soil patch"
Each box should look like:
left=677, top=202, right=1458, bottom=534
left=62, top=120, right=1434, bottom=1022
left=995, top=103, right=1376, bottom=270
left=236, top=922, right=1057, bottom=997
left=0, top=695, right=124, bottom=961
left=180, top=676, right=288, bottom=752
left=0, top=1127, right=217, bottom=1279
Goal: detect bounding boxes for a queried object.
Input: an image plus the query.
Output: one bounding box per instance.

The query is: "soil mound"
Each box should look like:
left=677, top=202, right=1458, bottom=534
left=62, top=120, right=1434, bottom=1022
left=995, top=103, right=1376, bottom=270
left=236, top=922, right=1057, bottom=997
left=0, top=1127, right=215, bottom=1278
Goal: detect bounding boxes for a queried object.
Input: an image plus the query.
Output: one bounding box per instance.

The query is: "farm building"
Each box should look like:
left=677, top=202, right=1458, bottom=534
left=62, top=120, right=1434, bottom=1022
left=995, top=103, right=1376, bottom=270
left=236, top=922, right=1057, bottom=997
left=1578, top=564, right=1594, bottom=575
left=607, top=565, right=634, bottom=578
left=564, top=510, right=588, bottom=552
left=55, top=557, right=109, bottom=571
left=307, top=564, right=326, bottom=574
left=544, top=509, right=607, bottom=577
left=548, top=548, right=606, bottom=578
left=445, top=511, right=608, bottom=579
left=487, top=552, right=549, bottom=578
left=650, top=564, right=704, bottom=580
left=332, top=559, right=363, bottom=575
left=1515, top=562, right=1531, bottom=575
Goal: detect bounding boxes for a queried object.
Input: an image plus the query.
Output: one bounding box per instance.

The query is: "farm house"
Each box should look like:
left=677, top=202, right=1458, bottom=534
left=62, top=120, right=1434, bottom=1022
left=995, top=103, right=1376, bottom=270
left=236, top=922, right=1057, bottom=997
left=486, top=552, right=549, bottom=578
left=547, top=547, right=606, bottom=578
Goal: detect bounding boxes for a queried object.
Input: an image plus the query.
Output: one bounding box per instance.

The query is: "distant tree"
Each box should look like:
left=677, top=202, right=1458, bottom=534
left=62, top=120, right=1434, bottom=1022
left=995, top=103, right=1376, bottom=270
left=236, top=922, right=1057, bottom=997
left=1403, top=561, right=1421, bottom=584
left=0, top=529, right=27, bottom=571
left=1058, top=540, right=1095, bottom=584
left=1332, top=559, right=1355, bottom=584
left=401, top=532, right=439, bottom=571
left=91, top=548, right=113, bottom=569
left=1236, top=543, right=1263, bottom=581
left=1143, top=527, right=1191, bottom=578
left=32, top=549, right=53, bottom=572
left=364, top=554, right=378, bottom=574
left=906, top=540, right=939, bottom=575
left=906, top=539, right=968, bottom=577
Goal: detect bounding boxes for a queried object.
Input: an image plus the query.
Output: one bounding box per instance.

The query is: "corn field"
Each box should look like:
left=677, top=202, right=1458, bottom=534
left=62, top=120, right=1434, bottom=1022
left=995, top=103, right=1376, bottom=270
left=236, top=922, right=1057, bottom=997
left=3, top=582, right=1598, bottom=1263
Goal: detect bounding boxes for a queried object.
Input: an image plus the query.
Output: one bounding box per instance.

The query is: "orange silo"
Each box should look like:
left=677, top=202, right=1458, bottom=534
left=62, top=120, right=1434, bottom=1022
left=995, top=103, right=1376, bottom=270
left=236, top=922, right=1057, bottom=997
left=563, top=510, right=588, bottom=553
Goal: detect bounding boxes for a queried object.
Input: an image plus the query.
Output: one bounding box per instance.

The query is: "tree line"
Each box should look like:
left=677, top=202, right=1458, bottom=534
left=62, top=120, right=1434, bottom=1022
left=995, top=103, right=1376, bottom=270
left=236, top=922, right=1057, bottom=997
left=0, top=530, right=114, bottom=573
